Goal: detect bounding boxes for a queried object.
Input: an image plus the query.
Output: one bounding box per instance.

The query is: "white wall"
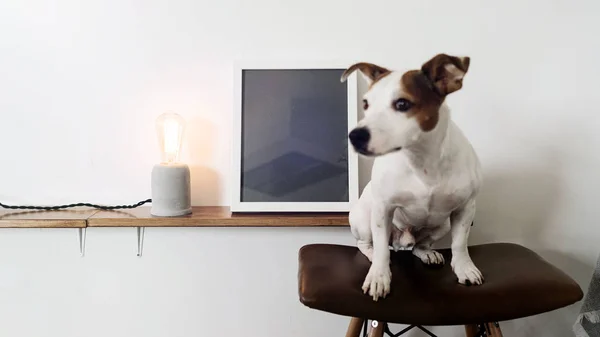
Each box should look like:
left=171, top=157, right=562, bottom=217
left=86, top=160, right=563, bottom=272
left=1, top=1, right=599, bottom=336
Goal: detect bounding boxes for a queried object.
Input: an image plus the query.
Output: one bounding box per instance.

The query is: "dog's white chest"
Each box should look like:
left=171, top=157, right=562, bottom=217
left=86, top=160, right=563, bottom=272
left=393, top=178, right=470, bottom=226
left=372, top=154, right=478, bottom=228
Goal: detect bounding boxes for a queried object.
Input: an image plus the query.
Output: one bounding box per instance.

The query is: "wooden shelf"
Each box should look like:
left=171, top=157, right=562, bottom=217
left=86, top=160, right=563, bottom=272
left=0, top=209, right=95, bottom=228
left=88, top=206, right=349, bottom=227
left=0, top=207, right=349, bottom=228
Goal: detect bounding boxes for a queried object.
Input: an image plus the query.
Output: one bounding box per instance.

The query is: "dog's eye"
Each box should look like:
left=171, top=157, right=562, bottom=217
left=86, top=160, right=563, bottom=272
left=363, top=99, right=369, bottom=110
left=393, top=98, right=413, bottom=112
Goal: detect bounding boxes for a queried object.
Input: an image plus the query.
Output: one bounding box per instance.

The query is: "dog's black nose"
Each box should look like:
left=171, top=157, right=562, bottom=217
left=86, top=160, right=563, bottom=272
left=348, top=127, right=370, bottom=150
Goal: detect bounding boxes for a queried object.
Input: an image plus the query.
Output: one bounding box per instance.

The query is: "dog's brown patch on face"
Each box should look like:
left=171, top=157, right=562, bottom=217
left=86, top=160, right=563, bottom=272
left=400, top=70, right=444, bottom=131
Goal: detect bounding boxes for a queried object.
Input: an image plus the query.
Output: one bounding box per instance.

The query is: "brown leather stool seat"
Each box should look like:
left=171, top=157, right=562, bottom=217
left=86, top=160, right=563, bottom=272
left=298, top=243, right=583, bottom=328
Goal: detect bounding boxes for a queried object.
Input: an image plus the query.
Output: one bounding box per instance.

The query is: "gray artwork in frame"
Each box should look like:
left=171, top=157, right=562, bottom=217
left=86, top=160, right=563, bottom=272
left=231, top=61, right=359, bottom=212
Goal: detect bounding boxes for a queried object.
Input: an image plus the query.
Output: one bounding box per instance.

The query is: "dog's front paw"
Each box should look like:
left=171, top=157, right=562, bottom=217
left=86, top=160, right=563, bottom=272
left=451, top=257, right=483, bottom=285
left=362, top=264, right=391, bottom=301
left=412, top=247, right=445, bottom=265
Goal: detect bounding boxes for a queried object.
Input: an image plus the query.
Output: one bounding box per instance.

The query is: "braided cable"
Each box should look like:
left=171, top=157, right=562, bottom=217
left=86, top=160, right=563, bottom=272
left=0, top=199, right=151, bottom=211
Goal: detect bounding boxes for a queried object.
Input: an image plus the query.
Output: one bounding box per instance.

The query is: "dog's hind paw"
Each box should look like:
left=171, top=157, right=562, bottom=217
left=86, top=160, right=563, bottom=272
left=362, top=264, right=391, bottom=301
left=412, top=248, right=445, bottom=265
left=451, top=257, right=483, bottom=286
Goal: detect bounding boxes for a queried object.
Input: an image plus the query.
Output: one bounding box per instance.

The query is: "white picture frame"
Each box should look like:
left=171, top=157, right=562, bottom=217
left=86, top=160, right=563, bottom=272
left=231, top=60, right=359, bottom=213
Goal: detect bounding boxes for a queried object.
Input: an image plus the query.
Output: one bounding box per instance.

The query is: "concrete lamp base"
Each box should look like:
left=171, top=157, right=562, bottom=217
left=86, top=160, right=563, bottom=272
left=150, top=163, right=192, bottom=217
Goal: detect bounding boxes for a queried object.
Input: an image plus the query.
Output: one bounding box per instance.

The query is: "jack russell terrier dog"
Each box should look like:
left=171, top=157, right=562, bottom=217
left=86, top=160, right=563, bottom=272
left=341, top=54, right=483, bottom=301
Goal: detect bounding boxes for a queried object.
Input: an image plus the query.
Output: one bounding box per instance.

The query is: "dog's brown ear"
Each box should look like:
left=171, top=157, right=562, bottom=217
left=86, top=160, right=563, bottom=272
left=340, top=62, right=390, bottom=84
left=421, top=54, right=470, bottom=96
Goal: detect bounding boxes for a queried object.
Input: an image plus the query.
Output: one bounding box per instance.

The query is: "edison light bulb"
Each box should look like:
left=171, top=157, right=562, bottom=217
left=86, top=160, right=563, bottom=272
left=156, top=112, right=185, bottom=164
left=151, top=111, right=192, bottom=217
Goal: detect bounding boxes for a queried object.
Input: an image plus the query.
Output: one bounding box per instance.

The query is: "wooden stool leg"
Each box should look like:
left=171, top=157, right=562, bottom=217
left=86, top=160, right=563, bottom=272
left=368, top=320, right=385, bottom=337
left=345, top=317, right=364, bottom=337
left=485, top=322, right=503, bottom=336
left=465, top=324, right=479, bottom=337
left=465, top=322, right=503, bottom=337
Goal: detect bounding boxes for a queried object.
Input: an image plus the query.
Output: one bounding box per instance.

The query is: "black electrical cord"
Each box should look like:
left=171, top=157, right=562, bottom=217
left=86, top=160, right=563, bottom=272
left=0, top=199, right=152, bottom=211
